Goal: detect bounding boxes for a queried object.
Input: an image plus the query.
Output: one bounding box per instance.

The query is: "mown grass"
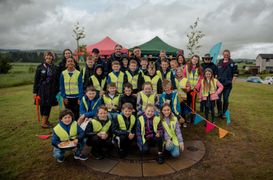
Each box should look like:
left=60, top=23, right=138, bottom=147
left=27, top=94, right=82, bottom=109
left=0, top=82, right=272, bottom=179
left=0, top=63, right=38, bottom=88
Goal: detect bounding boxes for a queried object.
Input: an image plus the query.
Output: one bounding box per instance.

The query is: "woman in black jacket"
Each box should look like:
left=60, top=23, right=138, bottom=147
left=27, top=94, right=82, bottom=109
left=58, top=49, right=80, bottom=74
left=33, top=51, right=59, bottom=128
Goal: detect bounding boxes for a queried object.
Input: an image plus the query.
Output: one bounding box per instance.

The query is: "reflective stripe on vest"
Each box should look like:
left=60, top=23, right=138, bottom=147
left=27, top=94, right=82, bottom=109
left=91, top=119, right=111, bottom=133
left=54, top=121, right=77, bottom=141
left=82, top=96, right=100, bottom=112
left=125, top=71, right=139, bottom=89
left=139, top=116, right=160, bottom=144
left=91, top=75, right=106, bottom=92
left=175, top=78, right=187, bottom=98
left=103, top=94, right=120, bottom=111
left=161, top=92, right=179, bottom=115
left=82, top=67, right=86, bottom=83
left=201, top=79, right=217, bottom=97
left=139, top=91, right=156, bottom=111
left=62, top=70, right=80, bottom=95
left=156, top=70, right=171, bottom=80
left=144, top=75, right=160, bottom=93
left=117, top=114, right=136, bottom=132
left=162, top=117, right=179, bottom=146
left=186, top=67, right=199, bottom=89
left=108, top=72, right=124, bottom=93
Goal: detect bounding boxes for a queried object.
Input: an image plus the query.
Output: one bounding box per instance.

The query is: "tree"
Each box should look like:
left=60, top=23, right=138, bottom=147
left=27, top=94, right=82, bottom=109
left=0, top=53, right=12, bottom=74
left=73, top=22, right=85, bottom=60
left=186, top=18, right=205, bottom=57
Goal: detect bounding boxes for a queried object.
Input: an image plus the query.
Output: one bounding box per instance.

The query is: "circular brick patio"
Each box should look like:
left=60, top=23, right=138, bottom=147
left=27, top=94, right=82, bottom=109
left=80, top=140, right=205, bottom=177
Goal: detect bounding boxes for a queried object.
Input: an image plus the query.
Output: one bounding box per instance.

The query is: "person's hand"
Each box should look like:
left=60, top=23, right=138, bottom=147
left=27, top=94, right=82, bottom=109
left=128, top=133, right=135, bottom=140
left=232, top=77, right=237, bottom=84
left=156, top=132, right=160, bottom=138
left=77, top=115, right=85, bottom=125
left=101, top=132, right=108, bottom=140
left=73, top=138, right=78, bottom=145
left=99, top=91, right=104, bottom=96
left=166, top=139, right=172, bottom=147
left=179, top=142, right=184, bottom=152
left=63, top=98, right=68, bottom=105
left=33, top=93, right=37, bottom=98
left=179, top=117, right=185, bottom=124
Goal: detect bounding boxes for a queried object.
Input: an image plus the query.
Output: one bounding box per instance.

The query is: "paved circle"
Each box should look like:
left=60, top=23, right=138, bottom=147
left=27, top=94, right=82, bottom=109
left=81, top=140, right=205, bottom=177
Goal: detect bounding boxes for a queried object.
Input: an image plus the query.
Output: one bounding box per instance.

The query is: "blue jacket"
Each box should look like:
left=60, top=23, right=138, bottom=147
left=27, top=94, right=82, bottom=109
left=217, top=59, right=238, bottom=86
left=60, top=71, right=83, bottom=99
left=79, top=94, right=102, bottom=118
left=159, top=91, right=181, bottom=116
left=52, top=120, right=84, bottom=148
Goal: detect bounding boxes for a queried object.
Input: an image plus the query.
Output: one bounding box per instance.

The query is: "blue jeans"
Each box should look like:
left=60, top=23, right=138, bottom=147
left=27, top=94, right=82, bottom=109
left=165, top=143, right=180, bottom=158
left=53, top=140, right=84, bottom=160
left=217, top=84, right=232, bottom=115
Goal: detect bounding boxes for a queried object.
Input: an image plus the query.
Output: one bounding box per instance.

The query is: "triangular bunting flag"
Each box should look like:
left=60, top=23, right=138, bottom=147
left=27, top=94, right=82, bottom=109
left=205, top=121, right=216, bottom=133
left=218, top=128, right=228, bottom=139
left=194, top=114, right=203, bottom=125
left=225, top=110, right=231, bottom=125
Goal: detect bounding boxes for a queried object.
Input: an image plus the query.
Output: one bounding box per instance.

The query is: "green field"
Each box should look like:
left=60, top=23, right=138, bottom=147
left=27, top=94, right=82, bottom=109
left=0, top=81, right=272, bottom=179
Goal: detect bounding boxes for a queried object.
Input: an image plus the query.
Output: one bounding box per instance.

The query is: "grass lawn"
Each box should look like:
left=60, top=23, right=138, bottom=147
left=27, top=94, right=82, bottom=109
left=0, top=82, right=273, bottom=179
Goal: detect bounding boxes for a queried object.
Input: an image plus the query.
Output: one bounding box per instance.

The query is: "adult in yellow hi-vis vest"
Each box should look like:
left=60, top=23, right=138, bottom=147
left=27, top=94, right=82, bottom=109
left=52, top=109, right=87, bottom=163
left=112, top=103, right=136, bottom=158
left=136, top=104, right=164, bottom=164
left=85, top=106, right=112, bottom=160
left=60, top=57, right=83, bottom=120
left=160, top=104, right=184, bottom=158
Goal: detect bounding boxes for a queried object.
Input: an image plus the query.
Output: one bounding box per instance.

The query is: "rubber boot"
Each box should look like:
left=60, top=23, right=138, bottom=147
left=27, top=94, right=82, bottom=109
left=41, top=116, right=50, bottom=128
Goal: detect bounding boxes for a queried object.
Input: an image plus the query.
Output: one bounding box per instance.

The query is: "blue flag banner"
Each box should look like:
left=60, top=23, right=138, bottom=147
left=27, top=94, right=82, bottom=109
left=209, top=42, right=222, bottom=64
left=225, top=110, right=231, bottom=125
left=56, top=92, right=63, bottom=110
left=194, top=114, right=203, bottom=125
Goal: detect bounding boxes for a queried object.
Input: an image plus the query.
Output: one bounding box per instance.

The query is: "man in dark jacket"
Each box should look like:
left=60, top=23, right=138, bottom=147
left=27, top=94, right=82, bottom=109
left=107, top=44, right=125, bottom=73
left=217, top=50, right=238, bottom=118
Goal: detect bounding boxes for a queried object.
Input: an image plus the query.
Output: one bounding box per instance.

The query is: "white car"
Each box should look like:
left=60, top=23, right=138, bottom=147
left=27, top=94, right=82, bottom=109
left=263, top=76, right=273, bottom=85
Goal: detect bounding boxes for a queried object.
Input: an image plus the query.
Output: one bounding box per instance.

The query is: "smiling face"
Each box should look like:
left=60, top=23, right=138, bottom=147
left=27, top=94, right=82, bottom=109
left=170, top=60, right=178, bottom=70
left=86, top=58, right=95, bottom=68
left=223, top=51, right=230, bottom=61
left=112, top=64, right=120, bottom=72
left=161, top=61, right=169, bottom=71
left=205, top=71, right=212, bottom=80
left=145, top=106, right=155, bottom=118
left=124, top=87, right=132, bottom=96
left=133, top=48, right=141, bottom=57
left=191, top=56, right=199, bottom=65
left=97, top=108, right=108, bottom=121
left=96, top=67, right=103, bottom=75
left=143, top=84, right=153, bottom=94
left=176, top=68, right=183, bottom=78
left=66, top=58, right=75, bottom=69
left=108, top=86, right=117, bottom=95
left=86, top=90, right=96, bottom=100
left=45, top=54, right=53, bottom=64
left=148, top=67, right=156, bottom=76
left=164, top=83, right=172, bottom=94
left=129, top=62, right=137, bottom=72
left=178, top=55, right=185, bottom=64
left=123, top=107, right=132, bottom=118
left=162, top=105, right=171, bottom=118
left=61, top=114, right=73, bottom=125
left=64, top=50, right=72, bottom=59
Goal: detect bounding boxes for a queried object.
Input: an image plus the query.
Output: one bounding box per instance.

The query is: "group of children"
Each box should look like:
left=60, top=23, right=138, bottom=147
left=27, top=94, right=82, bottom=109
left=50, top=50, right=226, bottom=165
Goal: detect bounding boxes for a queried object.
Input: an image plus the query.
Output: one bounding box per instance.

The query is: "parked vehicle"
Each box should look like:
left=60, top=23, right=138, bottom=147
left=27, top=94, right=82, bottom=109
left=263, top=76, right=273, bottom=85
left=246, top=76, right=263, bottom=83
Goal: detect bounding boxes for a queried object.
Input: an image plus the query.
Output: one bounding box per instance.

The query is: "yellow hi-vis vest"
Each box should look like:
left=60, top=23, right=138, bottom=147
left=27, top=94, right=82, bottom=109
left=125, top=71, right=139, bottom=90
left=108, top=71, right=124, bottom=93
left=186, top=67, right=200, bottom=89
left=156, top=70, right=171, bottom=80
left=162, top=117, right=179, bottom=146
left=62, top=69, right=80, bottom=95
left=139, top=91, right=156, bottom=111
left=117, top=114, right=136, bottom=132
left=103, top=94, right=120, bottom=111
left=82, top=96, right=100, bottom=112
left=201, top=79, right=218, bottom=97
left=90, top=75, right=106, bottom=92
left=139, top=116, right=160, bottom=144
left=161, top=92, right=179, bottom=115
left=175, top=78, right=187, bottom=99
left=143, top=75, right=160, bottom=93
left=82, top=67, right=86, bottom=83
left=54, top=121, right=77, bottom=142
left=91, top=119, right=111, bottom=133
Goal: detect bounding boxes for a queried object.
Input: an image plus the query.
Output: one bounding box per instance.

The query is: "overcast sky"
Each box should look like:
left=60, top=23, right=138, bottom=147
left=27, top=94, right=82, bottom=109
left=0, top=0, right=273, bottom=58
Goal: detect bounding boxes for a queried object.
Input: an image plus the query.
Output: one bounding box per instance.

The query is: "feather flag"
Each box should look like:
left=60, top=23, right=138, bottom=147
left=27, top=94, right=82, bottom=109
left=56, top=92, right=63, bottom=110
left=194, top=114, right=203, bottom=125
left=209, top=42, right=222, bottom=64
left=205, top=121, right=216, bottom=133
left=225, top=110, right=231, bottom=125
left=218, top=128, right=228, bottom=138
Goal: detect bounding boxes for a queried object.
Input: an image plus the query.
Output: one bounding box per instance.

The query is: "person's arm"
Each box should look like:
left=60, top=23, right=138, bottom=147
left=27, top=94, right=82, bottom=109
left=137, top=93, right=143, bottom=116
left=175, top=120, right=183, bottom=143
left=174, top=93, right=181, bottom=115
left=232, top=61, right=238, bottom=83
left=59, top=73, right=66, bottom=98
left=183, top=65, right=187, bottom=78
left=112, top=117, right=129, bottom=136
left=216, top=80, right=224, bottom=95
left=85, top=121, right=96, bottom=136
left=52, top=130, right=61, bottom=148
left=79, top=98, right=86, bottom=116
left=85, top=98, right=102, bottom=118
left=157, top=122, right=164, bottom=137
left=157, top=79, right=163, bottom=94
left=137, top=73, right=144, bottom=92
left=33, top=65, right=41, bottom=94
left=78, top=75, right=83, bottom=99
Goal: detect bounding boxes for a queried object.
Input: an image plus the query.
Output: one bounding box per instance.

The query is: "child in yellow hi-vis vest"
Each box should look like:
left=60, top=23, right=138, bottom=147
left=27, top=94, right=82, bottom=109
left=85, top=106, right=112, bottom=160
left=52, top=109, right=87, bottom=163
left=160, top=103, right=184, bottom=158
left=136, top=82, right=159, bottom=116
left=136, top=104, right=164, bottom=164
left=143, top=62, right=163, bottom=94
left=102, top=83, right=120, bottom=120
left=112, top=103, right=136, bottom=158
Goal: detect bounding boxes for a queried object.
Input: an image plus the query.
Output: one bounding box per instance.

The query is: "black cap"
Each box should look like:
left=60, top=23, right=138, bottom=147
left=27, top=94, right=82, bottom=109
left=92, top=48, right=100, bottom=54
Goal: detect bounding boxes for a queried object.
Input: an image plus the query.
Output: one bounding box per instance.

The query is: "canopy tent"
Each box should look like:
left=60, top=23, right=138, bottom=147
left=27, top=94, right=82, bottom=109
left=86, top=36, right=128, bottom=56
left=129, top=36, right=181, bottom=56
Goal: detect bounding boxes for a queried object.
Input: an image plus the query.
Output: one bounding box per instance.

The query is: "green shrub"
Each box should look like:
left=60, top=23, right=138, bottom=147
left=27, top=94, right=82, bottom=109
left=0, top=59, right=12, bottom=74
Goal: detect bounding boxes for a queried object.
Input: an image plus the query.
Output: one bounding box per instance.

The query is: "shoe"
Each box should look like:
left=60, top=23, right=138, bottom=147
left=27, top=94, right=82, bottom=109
left=156, top=154, right=164, bottom=164
left=92, top=152, right=104, bottom=160
left=56, top=158, right=64, bottom=163
left=183, top=123, right=187, bottom=128
left=41, top=124, right=51, bottom=129
left=74, top=154, right=88, bottom=161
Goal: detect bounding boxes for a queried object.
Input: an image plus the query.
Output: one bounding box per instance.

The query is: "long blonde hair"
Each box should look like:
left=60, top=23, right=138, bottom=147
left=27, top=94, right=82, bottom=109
left=203, top=68, right=215, bottom=93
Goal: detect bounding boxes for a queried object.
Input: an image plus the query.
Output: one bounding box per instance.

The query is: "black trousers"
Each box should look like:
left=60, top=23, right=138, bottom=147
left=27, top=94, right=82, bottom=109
left=203, top=100, right=216, bottom=122
left=86, top=135, right=112, bottom=154
left=40, top=105, right=52, bottom=116
left=217, top=84, right=232, bottom=115
left=64, top=98, right=79, bottom=120
left=141, top=136, right=163, bottom=154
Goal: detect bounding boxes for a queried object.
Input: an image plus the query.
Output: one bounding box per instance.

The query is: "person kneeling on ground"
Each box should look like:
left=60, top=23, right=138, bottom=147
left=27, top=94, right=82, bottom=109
left=85, top=106, right=112, bottom=160
left=112, top=103, right=136, bottom=158
left=52, top=109, right=88, bottom=163
left=136, top=104, right=164, bottom=164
